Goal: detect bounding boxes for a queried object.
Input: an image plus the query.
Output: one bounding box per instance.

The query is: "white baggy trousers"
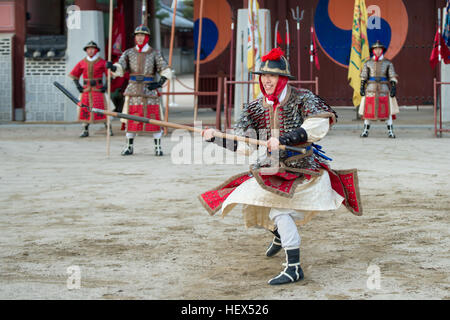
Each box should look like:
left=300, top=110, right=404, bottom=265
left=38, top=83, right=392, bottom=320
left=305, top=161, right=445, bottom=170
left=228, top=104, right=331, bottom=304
left=269, top=208, right=301, bottom=248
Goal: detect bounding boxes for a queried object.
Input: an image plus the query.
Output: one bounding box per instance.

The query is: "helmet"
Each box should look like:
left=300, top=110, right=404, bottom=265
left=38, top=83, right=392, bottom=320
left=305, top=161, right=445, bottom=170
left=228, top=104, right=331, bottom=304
left=252, top=48, right=295, bottom=80
left=370, top=40, right=387, bottom=53
left=83, top=41, right=100, bottom=52
left=134, top=25, right=151, bottom=36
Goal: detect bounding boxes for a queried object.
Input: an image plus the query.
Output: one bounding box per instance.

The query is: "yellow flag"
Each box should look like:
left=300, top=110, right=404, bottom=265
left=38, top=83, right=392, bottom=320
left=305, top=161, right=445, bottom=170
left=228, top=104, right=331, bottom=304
left=247, top=0, right=255, bottom=71
left=247, top=0, right=261, bottom=99
left=348, top=0, right=370, bottom=107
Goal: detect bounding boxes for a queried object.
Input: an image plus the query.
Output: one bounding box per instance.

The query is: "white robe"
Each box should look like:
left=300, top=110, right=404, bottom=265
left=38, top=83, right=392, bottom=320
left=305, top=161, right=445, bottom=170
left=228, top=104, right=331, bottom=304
left=220, top=115, right=344, bottom=231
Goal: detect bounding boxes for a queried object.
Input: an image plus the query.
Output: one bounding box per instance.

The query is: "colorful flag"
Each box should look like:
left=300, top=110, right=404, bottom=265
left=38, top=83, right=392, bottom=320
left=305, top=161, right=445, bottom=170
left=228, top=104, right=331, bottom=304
left=430, top=29, right=450, bottom=69
left=111, top=0, right=125, bottom=57
left=443, top=0, right=450, bottom=47
left=247, top=0, right=261, bottom=99
left=310, top=26, right=320, bottom=70
left=348, top=0, right=370, bottom=107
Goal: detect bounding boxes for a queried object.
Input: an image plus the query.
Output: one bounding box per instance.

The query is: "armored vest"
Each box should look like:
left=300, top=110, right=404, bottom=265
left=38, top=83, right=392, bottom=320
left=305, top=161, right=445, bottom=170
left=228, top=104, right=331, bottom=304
left=117, top=47, right=169, bottom=99
left=360, top=59, right=397, bottom=97
left=234, top=85, right=337, bottom=172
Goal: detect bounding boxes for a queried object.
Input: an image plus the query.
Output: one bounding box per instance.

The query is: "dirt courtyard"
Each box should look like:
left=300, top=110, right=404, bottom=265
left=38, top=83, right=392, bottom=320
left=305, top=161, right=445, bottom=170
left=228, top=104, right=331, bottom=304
left=0, top=122, right=449, bottom=300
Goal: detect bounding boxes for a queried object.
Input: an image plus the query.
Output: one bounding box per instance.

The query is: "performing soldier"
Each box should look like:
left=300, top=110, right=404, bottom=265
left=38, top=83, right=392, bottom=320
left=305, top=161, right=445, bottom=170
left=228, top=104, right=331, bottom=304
left=107, top=25, right=172, bottom=156
left=69, top=41, right=113, bottom=138
left=200, top=48, right=362, bottom=285
left=359, top=40, right=399, bottom=138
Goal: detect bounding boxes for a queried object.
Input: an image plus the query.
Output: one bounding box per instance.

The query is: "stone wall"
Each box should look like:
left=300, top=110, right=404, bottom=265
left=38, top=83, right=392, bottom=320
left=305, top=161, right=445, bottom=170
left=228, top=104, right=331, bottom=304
left=0, top=34, right=13, bottom=121
left=25, top=58, right=66, bottom=122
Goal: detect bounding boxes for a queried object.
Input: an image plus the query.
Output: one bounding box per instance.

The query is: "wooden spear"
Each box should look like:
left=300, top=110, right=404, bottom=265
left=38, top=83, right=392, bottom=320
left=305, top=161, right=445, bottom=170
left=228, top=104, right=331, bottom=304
left=54, top=80, right=306, bottom=154
left=106, top=0, right=114, bottom=156
left=193, top=0, right=204, bottom=122
left=163, top=0, right=178, bottom=136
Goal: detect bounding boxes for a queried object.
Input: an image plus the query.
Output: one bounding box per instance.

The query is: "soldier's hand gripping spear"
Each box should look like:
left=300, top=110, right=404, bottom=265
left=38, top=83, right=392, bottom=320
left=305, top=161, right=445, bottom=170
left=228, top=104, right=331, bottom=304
left=54, top=81, right=306, bottom=154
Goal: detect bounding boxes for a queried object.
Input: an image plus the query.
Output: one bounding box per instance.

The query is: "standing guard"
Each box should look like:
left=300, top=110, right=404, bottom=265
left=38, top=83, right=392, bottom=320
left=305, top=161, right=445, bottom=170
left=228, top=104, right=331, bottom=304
left=359, top=40, right=399, bottom=138
left=107, top=25, right=172, bottom=156
left=200, top=48, right=362, bottom=285
left=69, top=41, right=112, bottom=137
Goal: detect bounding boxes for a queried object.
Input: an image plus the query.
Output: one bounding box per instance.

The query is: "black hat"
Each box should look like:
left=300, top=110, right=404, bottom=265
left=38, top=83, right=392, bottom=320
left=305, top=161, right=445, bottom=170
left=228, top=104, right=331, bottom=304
left=370, top=40, right=387, bottom=53
left=83, top=41, right=100, bottom=52
left=252, top=48, right=295, bottom=80
left=134, top=25, right=151, bottom=36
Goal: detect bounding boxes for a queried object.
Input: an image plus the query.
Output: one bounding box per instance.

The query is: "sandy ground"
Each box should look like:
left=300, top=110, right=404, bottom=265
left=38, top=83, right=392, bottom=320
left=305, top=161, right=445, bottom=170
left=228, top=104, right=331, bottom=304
left=0, top=116, right=449, bottom=301
left=0, top=76, right=449, bottom=300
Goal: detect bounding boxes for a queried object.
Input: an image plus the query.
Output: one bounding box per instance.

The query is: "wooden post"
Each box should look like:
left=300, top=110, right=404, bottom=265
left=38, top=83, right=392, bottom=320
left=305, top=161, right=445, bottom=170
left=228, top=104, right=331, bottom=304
left=13, top=0, right=27, bottom=121
left=163, top=0, right=178, bottom=135
left=194, top=0, right=204, bottom=122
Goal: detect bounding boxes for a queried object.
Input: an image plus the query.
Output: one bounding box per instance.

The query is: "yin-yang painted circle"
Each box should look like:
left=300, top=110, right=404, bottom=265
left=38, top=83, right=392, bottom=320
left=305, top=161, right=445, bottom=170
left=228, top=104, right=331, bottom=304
left=314, top=0, right=409, bottom=68
left=194, top=0, right=232, bottom=64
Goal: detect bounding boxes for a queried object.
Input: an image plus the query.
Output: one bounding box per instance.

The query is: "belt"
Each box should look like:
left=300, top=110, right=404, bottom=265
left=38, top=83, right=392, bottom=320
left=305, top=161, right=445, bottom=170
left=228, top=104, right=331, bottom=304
left=369, top=77, right=388, bottom=82
left=130, top=75, right=154, bottom=82
left=282, top=144, right=333, bottom=161
left=83, top=79, right=103, bottom=86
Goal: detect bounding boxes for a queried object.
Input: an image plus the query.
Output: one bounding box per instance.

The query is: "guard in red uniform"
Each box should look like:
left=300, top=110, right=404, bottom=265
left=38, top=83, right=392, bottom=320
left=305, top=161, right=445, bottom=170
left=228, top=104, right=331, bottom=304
left=107, top=25, right=172, bottom=156
left=69, top=41, right=113, bottom=137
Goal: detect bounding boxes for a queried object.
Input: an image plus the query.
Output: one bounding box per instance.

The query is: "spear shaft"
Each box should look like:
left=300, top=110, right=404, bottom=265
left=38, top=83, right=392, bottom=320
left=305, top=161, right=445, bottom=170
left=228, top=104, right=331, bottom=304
left=54, top=81, right=306, bottom=154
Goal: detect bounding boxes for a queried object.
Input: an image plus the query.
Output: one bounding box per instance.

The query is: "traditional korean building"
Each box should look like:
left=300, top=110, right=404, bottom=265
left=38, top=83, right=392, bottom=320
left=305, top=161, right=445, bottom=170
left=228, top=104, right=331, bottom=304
left=0, top=0, right=193, bottom=122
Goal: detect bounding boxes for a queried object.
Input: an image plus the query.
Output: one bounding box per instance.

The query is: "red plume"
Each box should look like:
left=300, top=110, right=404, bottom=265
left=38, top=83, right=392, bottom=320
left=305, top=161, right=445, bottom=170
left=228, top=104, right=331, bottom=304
left=262, top=47, right=285, bottom=62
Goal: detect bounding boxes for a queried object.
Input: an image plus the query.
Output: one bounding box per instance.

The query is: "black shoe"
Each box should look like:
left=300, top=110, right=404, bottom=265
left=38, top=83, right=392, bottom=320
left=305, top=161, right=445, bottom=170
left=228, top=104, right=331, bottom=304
left=360, top=124, right=370, bottom=138
left=154, top=138, right=163, bottom=156
left=79, top=130, right=89, bottom=138
left=121, top=138, right=134, bottom=156
left=266, top=229, right=282, bottom=257
left=268, top=248, right=304, bottom=285
left=121, top=145, right=133, bottom=155
left=387, top=125, right=396, bottom=138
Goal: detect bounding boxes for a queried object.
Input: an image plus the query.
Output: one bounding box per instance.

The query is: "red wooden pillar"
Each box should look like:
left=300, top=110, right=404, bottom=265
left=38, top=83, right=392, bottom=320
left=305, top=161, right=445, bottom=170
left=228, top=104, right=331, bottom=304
left=13, top=0, right=26, bottom=121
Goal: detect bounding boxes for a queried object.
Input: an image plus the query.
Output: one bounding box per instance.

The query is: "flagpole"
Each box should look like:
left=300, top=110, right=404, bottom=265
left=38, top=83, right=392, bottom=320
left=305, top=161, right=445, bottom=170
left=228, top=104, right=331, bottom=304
left=248, top=0, right=254, bottom=102
left=228, top=18, right=235, bottom=128
left=240, top=30, right=244, bottom=112
left=193, top=0, right=204, bottom=122
left=437, top=8, right=442, bottom=115
left=106, top=0, right=114, bottom=156
left=142, top=0, right=147, bottom=26
left=310, top=26, right=313, bottom=81
left=438, top=8, right=442, bottom=82
left=163, top=0, right=178, bottom=135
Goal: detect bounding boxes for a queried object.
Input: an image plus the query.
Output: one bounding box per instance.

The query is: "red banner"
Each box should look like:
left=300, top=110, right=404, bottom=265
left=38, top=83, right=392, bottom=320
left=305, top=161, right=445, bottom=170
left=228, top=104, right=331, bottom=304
left=430, top=29, right=450, bottom=69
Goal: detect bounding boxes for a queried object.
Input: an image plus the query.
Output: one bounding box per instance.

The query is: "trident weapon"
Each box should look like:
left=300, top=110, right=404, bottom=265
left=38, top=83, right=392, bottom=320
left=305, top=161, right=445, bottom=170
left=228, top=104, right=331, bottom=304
left=274, top=20, right=280, bottom=48
left=54, top=81, right=307, bottom=154
left=141, top=1, right=147, bottom=26
left=291, top=6, right=304, bottom=80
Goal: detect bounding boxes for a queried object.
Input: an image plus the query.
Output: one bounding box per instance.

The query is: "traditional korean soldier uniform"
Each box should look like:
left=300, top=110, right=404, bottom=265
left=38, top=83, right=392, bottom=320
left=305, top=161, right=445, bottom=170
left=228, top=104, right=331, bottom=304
left=107, top=25, right=172, bottom=156
left=359, top=40, right=399, bottom=138
left=200, top=48, right=362, bottom=285
left=69, top=41, right=112, bottom=137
